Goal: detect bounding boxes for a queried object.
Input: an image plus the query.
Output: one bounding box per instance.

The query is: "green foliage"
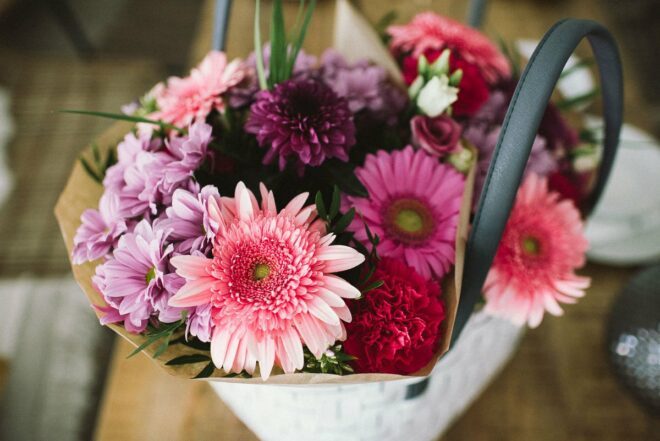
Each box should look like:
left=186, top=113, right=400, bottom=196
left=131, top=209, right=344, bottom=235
left=374, top=10, right=397, bottom=43
left=560, top=58, right=595, bottom=79
left=194, top=361, right=216, bottom=379
left=127, top=311, right=188, bottom=359
left=324, top=160, right=368, bottom=197
left=79, top=143, right=116, bottom=184
left=60, top=109, right=184, bottom=133
left=165, top=354, right=211, bottom=366
left=555, top=88, right=599, bottom=110
left=254, top=0, right=317, bottom=89
left=302, top=344, right=355, bottom=375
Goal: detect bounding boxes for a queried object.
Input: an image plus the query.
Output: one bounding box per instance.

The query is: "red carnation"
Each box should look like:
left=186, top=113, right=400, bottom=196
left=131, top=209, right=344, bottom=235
left=449, top=56, right=489, bottom=117
left=344, top=258, right=445, bottom=375
left=401, top=49, right=489, bottom=117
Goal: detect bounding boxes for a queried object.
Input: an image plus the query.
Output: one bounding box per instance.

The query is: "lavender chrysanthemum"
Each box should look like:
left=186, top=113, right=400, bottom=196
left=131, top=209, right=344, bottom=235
left=245, top=78, right=356, bottom=170
left=320, top=49, right=407, bottom=125
left=157, top=184, right=220, bottom=253
left=72, top=192, right=127, bottom=264
left=93, top=219, right=173, bottom=330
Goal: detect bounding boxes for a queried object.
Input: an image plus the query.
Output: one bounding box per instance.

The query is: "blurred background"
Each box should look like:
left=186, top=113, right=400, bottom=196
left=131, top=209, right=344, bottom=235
left=0, top=0, right=658, bottom=440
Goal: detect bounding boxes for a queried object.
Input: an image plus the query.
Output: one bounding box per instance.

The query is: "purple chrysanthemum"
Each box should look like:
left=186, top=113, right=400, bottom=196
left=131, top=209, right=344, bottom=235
left=93, top=219, right=173, bottom=330
left=245, top=78, right=356, bottom=170
left=320, top=49, right=407, bottom=125
left=157, top=184, right=220, bottom=253
left=72, top=192, right=127, bottom=264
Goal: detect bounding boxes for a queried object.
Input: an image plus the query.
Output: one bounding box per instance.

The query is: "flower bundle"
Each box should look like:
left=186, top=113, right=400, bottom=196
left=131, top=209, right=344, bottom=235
left=60, top=2, right=595, bottom=382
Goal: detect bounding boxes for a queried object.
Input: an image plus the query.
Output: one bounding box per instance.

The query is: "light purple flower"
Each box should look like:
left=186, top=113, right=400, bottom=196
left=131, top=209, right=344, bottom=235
left=162, top=122, right=212, bottom=191
left=72, top=192, right=128, bottom=264
left=464, top=124, right=557, bottom=202
left=92, top=265, right=149, bottom=333
left=157, top=184, right=220, bottom=253
left=320, top=49, right=407, bottom=125
left=93, top=219, right=173, bottom=329
left=117, top=150, right=172, bottom=217
left=186, top=303, right=213, bottom=343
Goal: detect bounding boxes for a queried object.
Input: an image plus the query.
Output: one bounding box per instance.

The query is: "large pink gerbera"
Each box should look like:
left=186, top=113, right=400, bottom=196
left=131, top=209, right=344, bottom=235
left=169, top=182, right=365, bottom=380
left=483, top=174, right=590, bottom=327
left=387, top=12, right=510, bottom=84
left=155, top=51, right=246, bottom=127
left=343, top=146, right=464, bottom=280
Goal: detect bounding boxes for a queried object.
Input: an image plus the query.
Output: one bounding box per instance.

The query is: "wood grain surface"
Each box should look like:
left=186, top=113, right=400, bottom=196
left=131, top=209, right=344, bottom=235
left=76, top=0, right=660, bottom=440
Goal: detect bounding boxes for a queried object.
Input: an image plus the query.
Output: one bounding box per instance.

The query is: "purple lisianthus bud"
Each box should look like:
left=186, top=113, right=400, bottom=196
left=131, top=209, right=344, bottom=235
left=410, top=115, right=462, bottom=157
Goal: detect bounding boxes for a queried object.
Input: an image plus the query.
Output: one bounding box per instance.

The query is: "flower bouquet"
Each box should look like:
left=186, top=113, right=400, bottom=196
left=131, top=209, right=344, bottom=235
left=56, top=0, right=619, bottom=391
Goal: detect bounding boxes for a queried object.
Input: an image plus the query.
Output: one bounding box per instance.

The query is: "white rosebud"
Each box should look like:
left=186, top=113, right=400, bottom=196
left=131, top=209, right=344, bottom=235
left=416, top=75, right=459, bottom=117
left=408, top=75, right=425, bottom=100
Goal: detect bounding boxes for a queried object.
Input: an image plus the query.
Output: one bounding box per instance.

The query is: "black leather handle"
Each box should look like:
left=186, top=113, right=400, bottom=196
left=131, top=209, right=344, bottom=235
left=451, top=18, right=623, bottom=345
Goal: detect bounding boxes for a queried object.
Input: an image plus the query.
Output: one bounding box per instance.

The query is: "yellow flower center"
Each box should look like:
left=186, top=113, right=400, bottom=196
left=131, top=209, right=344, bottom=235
left=385, top=198, right=435, bottom=244
left=521, top=236, right=541, bottom=255
left=252, top=263, right=271, bottom=281
left=145, top=266, right=156, bottom=284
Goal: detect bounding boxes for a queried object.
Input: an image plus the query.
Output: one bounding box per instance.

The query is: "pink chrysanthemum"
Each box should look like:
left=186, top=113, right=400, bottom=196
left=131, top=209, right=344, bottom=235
left=344, top=146, right=464, bottom=280
left=483, top=174, right=590, bottom=327
left=169, top=182, right=365, bottom=380
left=155, top=51, right=245, bottom=127
left=387, top=12, right=510, bottom=83
left=72, top=192, right=127, bottom=264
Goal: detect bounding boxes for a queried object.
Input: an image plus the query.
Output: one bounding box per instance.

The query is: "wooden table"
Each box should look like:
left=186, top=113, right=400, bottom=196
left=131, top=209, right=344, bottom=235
left=92, top=1, right=659, bottom=440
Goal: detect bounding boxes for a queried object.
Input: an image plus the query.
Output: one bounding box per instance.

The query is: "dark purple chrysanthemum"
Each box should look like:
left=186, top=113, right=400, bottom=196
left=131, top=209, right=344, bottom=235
left=245, top=78, right=356, bottom=170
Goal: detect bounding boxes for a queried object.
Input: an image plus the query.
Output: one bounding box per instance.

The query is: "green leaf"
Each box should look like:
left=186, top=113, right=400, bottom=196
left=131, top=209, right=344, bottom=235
left=324, top=161, right=368, bottom=197
left=373, top=10, right=397, bottom=37
left=315, top=191, right=327, bottom=220
left=329, top=185, right=341, bottom=220
left=288, top=0, right=307, bottom=41
left=351, top=238, right=370, bottom=257
left=361, top=279, right=384, bottom=294
left=556, top=88, right=599, bottom=110
left=194, top=361, right=216, bottom=379
left=171, top=336, right=211, bottom=351
left=560, top=58, right=595, bottom=79
left=79, top=157, right=102, bottom=183
left=166, top=354, right=211, bottom=366
left=253, top=0, right=268, bottom=90
left=152, top=333, right=172, bottom=359
left=286, top=0, right=316, bottom=77
left=60, top=109, right=183, bottom=133
left=92, top=143, right=101, bottom=163
left=127, top=312, right=187, bottom=358
left=332, top=207, right=355, bottom=234
left=127, top=332, right=169, bottom=358
left=270, top=0, right=288, bottom=87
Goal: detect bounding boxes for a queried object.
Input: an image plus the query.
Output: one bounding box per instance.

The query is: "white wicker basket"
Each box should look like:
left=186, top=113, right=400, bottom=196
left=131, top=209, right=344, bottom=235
left=210, top=311, right=524, bottom=441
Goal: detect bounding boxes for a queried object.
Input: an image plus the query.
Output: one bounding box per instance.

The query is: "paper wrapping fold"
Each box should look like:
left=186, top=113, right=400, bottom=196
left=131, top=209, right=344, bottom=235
left=54, top=0, right=476, bottom=384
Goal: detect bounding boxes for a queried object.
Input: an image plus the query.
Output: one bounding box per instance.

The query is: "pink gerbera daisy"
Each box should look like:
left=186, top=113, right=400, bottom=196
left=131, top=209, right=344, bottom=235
left=343, top=146, right=465, bottom=280
left=155, top=51, right=246, bottom=127
left=483, top=173, right=590, bottom=327
left=169, top=182, right=365, bottom=380
left=387, top=12, right=510, bottom=84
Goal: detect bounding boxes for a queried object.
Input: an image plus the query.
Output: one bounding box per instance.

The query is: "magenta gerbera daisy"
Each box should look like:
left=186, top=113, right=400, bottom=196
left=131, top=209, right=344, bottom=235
left=483, top=173, right=590, bottom=327
left=168, top=182, right=365, bottom=380
left=343, top=146, right=465, bottom=280
left=245, top=78, right=356, bottom=170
